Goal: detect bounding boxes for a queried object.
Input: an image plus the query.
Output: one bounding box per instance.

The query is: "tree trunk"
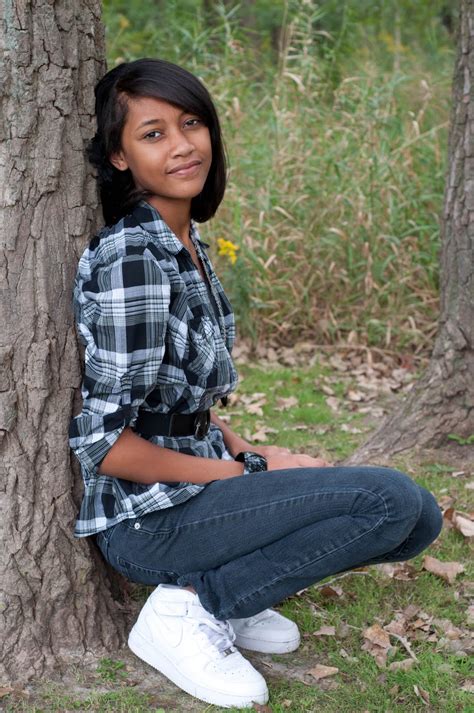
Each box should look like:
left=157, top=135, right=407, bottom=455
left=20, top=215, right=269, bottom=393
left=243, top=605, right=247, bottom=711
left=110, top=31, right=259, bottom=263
left=346, top=0, right=474, bottom=464
left=0, top=0, right=128, bottom=682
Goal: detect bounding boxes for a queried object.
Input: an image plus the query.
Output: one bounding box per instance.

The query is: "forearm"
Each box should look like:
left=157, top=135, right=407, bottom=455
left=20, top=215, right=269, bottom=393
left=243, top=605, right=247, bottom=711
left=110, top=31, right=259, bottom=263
left=210, top=411, right=251, bottom=457
left=98, top=427, right=244, bottom=484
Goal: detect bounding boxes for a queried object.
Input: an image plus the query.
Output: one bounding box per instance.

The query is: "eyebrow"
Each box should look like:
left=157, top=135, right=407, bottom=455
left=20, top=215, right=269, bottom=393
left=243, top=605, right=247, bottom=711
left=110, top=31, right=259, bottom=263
left=136, top=118, right=165, bottom=130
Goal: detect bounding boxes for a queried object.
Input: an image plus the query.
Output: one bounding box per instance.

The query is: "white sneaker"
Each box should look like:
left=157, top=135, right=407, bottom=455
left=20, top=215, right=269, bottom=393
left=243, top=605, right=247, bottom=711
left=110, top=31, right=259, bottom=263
left=128, top=584, right=269, bottom=708
left=229, top=609, right=301, bottom=654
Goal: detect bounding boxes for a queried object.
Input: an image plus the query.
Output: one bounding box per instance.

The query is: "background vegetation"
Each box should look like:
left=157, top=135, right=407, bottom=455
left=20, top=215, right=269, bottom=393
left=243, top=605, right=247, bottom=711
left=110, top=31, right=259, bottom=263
left=103, top=0, right=456, bottom=351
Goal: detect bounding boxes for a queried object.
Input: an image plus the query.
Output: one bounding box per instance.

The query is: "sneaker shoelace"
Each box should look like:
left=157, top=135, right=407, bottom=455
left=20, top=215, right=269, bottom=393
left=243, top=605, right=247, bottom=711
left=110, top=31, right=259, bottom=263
left=187, top=607, right=237, bottom=658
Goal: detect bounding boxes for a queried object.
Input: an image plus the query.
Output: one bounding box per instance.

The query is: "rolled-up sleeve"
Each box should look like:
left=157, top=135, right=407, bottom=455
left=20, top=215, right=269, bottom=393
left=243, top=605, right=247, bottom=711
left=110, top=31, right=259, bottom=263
left=69, top=250, right=170, bottom=477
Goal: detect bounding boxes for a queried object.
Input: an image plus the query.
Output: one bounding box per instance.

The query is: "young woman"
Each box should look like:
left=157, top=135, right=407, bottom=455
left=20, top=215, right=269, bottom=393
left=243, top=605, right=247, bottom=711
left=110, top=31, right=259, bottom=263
left=69, top=58, right=443, bottom=709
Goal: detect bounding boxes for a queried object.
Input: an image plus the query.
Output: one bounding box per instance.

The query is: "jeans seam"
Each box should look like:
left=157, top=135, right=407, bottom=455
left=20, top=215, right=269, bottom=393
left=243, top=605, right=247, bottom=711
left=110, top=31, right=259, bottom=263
left=220, top=493, right=389, bottom=619
left=152, top=487, right=388, bottom=534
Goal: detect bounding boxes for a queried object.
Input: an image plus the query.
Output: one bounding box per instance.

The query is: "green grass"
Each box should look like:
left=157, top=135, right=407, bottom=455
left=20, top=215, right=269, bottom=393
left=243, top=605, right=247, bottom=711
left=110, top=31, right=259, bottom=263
left=5, top=360, right=472, bottom=713
left=232, top=363, right=366, bottom=460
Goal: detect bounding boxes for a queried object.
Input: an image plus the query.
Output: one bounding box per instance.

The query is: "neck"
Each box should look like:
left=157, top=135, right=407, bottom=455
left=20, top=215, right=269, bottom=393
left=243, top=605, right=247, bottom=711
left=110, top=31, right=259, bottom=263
left=148, top=195, right=192, bottom=244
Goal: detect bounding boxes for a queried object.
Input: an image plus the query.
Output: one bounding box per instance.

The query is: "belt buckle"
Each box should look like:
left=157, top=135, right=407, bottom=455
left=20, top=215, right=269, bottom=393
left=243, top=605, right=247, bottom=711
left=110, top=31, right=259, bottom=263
left=194, top=411, right=210, bottom=439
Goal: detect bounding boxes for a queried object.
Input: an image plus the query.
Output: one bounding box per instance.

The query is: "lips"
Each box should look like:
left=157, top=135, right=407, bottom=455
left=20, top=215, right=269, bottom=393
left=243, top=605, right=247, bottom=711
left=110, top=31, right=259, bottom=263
left=168, top=160, right=202, bottom=175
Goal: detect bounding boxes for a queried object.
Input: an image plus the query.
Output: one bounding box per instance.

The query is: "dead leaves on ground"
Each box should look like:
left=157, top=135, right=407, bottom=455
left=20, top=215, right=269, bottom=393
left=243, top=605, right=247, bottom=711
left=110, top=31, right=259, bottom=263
left=377, top=562, right=419, bottom=581
left=443, top=507, right=474, bottom=538
left=360, top=601, right=474, bottom=669
left=231, top=339, right=421, bottom=422
left=422, top=555, right=465, bottom=584
left=306, top=664, right=339, bottom=680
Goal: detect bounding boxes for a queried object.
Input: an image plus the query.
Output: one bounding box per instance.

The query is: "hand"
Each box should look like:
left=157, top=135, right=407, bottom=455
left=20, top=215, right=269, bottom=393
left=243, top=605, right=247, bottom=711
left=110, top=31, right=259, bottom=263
left=266, top=452, right=333, bottom=470
left=251, top=444, right=292, bottom=458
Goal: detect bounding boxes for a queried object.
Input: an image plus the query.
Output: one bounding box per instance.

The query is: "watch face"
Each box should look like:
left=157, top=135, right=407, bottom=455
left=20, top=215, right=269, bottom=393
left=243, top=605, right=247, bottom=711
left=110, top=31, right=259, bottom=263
left=235, top=451, right=267, bottom=472
left=244, top=452, right=267, bottom=473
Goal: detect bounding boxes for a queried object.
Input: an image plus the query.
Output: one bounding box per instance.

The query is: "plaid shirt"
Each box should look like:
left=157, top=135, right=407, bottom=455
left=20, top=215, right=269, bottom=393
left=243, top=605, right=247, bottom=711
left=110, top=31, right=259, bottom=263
left=69, top=201, right=238, bottom=537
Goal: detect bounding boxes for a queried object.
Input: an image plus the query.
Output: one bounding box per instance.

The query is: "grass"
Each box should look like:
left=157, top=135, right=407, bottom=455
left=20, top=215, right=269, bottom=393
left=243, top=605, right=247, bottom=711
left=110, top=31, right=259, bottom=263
left=4, top=358, right=473, bottom=712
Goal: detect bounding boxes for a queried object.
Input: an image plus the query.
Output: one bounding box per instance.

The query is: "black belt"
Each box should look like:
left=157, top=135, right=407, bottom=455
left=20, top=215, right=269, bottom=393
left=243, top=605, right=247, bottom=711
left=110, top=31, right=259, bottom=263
left=135, top=409, right=211, bottom=439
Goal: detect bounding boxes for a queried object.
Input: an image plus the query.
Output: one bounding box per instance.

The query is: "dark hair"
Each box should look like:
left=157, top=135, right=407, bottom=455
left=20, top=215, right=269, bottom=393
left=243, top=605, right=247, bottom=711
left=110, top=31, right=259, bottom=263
left=88, top=58, right=227, bottom=226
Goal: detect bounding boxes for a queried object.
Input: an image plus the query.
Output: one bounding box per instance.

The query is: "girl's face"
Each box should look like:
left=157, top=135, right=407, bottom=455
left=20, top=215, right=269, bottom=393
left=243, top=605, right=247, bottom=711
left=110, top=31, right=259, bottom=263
left=110, top=96, right=212, bottom=218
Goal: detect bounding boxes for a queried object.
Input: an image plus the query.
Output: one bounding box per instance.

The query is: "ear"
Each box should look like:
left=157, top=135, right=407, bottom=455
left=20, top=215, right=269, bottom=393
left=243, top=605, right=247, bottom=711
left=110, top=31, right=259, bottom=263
left=109, top=150, right=129, bottom=172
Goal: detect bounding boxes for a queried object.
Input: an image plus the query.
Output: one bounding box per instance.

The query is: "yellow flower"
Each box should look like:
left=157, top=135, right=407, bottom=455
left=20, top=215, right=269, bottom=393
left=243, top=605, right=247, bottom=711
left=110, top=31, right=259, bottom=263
left=118, top=14, right=131, bottom=30
left=217, top=238, right=239, bottom=265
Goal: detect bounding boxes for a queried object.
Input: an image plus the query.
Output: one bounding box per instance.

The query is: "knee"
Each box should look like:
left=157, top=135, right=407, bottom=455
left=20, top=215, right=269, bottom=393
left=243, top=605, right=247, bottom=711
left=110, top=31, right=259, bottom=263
left=360, top=467, right=424, bottom=542
left=406, top=485, right=443, bottom=556
left=379, top=472, right=443, bottom=558
left=372, top=467, right=423, bottom=517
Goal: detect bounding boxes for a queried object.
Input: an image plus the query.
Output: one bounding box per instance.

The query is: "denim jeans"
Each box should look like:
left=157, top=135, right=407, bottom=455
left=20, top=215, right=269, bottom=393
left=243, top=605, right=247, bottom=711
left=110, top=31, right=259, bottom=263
left=95, top=466, right=442, bottom=620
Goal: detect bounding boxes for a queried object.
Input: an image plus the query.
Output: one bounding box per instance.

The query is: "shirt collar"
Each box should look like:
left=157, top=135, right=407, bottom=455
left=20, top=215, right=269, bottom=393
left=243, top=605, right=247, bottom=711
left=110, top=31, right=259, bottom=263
left=132, top=200, right=210, bottom=254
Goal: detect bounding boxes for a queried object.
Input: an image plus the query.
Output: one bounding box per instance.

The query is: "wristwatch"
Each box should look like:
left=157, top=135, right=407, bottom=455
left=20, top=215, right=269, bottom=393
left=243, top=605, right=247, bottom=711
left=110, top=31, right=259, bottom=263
left=235, top=451, right=268, bottom=474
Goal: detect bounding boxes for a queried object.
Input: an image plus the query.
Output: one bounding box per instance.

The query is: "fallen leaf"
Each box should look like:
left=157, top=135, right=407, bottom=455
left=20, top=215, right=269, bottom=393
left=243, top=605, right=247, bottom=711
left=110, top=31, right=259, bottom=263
left=461, top=680, right=474, bottom=693
left=325, top=396, right=340, bottom=412
left=318, top=584, right=343, bottom=598
left=0, top=687, right=13, bottom=699
left=377, top=562, right=419, bottom=581
left=432, top=618, right=463, bottom=639
left=306, top=664, right=339, bottom=680
left=247, top=403, right=264, bottom=417
left=252, top=704, right=273, bottom=712
left=346, top=389, right=366, bottom=402
left=423, top=556, right=465, bottom=584
left=438, top=494, right=454, bottom=509
left=313, top=625, right=336, bottom=637
left=402, top=604, right=420, bottom=620
left=413, top=684, right=430, bottom=705
left=340, top=423, right=363, bottom=434
left=384, top=619, right=407, bottom=637
left=363, top=624, right=391, bottom=649
left=388, top=658, right=415, bottom=672
left=275, top=396, right=299, bottom=411
left=361, top=623, right=394, bottom=668
left=444, top=508, right=474, bottom=538
left=250, top=428, right=269, bottom=443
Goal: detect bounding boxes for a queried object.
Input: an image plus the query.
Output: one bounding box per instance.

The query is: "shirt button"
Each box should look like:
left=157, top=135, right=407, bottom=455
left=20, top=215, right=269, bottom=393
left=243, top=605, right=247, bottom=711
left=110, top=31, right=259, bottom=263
left=134, top=522, right=141, bottom=530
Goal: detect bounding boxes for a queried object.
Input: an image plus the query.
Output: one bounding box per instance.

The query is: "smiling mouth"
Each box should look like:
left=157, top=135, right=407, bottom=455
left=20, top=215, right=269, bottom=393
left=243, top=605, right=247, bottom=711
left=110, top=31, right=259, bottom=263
left=168, top=160, right=202, bottom=175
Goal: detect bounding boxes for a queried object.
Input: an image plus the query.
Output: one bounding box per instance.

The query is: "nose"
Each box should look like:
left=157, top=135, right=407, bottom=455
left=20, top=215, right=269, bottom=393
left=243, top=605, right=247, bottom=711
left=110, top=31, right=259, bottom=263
left=169, top=127, right=194, bottom=157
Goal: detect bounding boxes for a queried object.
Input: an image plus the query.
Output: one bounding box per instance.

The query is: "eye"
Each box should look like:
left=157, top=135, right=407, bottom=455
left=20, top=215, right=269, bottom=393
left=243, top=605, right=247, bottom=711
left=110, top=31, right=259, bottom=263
left=144, top=130, right=163, bottom=140
left=184, top=117, right=202, bottom=128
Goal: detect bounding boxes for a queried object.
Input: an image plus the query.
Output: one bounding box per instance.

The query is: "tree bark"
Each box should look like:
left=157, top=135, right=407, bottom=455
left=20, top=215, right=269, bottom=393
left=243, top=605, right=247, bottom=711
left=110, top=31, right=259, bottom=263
left=346, top=0, right=474, bottom=464
left=1, top=0, right=128, bottom=682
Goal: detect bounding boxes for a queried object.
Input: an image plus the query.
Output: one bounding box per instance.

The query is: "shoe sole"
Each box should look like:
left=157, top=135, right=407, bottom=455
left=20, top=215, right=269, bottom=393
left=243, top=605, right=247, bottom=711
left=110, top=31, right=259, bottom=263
left=234, top=633, right=301, bottom=654
left=128, top=626, right=269, bottom=708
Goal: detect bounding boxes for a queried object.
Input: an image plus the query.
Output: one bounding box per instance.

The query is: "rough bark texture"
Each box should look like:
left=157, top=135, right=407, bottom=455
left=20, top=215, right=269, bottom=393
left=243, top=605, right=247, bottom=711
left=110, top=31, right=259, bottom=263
left=346, top=1, right=474, bottom=464
left=0, top=0, right=128, bottom=682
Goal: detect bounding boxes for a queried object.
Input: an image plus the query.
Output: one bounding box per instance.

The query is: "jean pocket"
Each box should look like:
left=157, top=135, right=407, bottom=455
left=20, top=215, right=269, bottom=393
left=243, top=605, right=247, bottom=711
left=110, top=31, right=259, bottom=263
left=116, top=556, right=178, bottom=585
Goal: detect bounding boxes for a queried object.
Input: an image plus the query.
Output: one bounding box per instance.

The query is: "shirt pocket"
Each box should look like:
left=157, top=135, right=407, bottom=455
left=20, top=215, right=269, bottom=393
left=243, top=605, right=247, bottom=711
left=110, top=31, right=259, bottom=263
left=187, top=315, right=217, bottom=379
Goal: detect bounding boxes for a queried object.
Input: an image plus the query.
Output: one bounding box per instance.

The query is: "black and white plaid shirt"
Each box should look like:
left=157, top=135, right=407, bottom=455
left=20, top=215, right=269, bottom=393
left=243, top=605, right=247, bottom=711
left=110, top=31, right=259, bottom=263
left=69, top=201, right=238, bottom=537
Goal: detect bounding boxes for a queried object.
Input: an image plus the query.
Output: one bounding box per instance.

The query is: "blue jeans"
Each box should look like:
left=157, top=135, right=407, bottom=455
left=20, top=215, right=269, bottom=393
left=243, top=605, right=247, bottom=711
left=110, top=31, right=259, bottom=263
left=95, top=467, right=442, bottom=620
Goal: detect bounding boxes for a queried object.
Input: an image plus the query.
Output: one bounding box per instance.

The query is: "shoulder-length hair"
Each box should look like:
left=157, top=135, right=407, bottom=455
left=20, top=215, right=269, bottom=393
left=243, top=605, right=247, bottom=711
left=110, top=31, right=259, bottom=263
left=88, top=58, right=227, bottom=226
